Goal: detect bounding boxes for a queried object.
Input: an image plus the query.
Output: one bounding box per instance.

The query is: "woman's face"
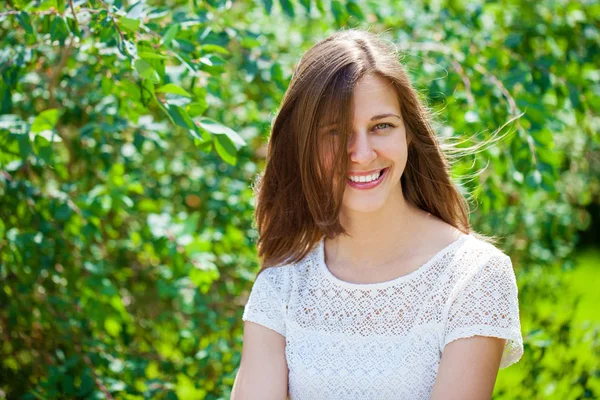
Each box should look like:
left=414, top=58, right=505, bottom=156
left=322, top=73, right=410, bottom=214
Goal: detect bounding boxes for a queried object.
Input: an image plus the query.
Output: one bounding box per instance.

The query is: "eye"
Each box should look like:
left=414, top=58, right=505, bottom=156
left=320, top=127, right=339, bottom=136
left=373, top=122, right=394, bottom=131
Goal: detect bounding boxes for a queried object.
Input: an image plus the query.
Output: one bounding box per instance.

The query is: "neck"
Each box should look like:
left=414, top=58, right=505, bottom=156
left=327, top=185, right=428, bottom=270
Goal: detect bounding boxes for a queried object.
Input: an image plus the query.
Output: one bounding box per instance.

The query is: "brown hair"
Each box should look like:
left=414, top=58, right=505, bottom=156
left=253, top=28, right=509, bottom=271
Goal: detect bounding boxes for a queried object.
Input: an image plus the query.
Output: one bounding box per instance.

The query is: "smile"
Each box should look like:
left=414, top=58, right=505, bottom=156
left=346, top=168, right=388, bottom=190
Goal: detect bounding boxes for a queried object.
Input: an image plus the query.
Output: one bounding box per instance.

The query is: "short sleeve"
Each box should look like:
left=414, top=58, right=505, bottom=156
left=443, top=253, right=524, bottom=368
left=242, top=268, right=287, bottom=337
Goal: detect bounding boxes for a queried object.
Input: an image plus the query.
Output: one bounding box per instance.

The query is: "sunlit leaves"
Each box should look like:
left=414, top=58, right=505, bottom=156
left=161, top=23, right=180, bottom=47
left=30, top=109, right=60, bottom=133
left=16, top=12, right=34, bottom=35
left=156, top=83, right=192, bottom=98
left=195, top=118, right=245, bottom=148
left=119, top=17, right=141, bottom=33
left=262, top=0, right=274, bottom=14
left=133, top=59, right=159, bottom=83
left=331, top=0, right=346, bottom=27
left=280, top=0, right=295, bottom=18
left=346, top=0, right=365, bottom=21
left=196, top=117, right=245, bottom=165
left=299, top=0, right=311, bottom=14
left=163, top=103, right=195, bottom=132
left=49, top=15, right=69, bottom=43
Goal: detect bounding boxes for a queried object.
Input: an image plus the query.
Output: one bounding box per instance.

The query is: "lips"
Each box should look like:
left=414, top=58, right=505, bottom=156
left=347, top=167, right=386, bottom=180
left=347, top=168, right=386, bottom=178
left=346, top=167, right=388, bottom=189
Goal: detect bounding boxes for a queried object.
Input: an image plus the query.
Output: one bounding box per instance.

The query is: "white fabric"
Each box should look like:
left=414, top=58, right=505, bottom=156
left=242, top=233, right=524, bottom=399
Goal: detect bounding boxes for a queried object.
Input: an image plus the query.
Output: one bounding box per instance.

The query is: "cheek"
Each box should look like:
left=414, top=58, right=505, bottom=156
left=378, top=135, right=407, bottom=162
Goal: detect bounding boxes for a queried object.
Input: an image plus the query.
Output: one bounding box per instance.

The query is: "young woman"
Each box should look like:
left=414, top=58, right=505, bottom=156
left=232, top=28, right=523, bottom=400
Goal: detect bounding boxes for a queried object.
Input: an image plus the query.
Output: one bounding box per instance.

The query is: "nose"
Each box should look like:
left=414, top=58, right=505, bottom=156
left=348, top=131, right=377, bottom=165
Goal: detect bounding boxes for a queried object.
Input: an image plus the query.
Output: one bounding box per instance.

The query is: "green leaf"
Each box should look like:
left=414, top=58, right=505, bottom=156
left=299, top=0, right=311, bottom=13
left=165, top=104, right=195, bottom=130
left=157, top=84, right=192, bottom=98
left=271, top=62, right=285, bottom=87
left=262, top=0, right=273, bottom=13
left=31, top=109, right=60, bottom=133
left=120, top=17, right=141, bottom=33
left=213, top=134, right=237, bottom=165
left=331, top=0, right=346, bottom=26
left=50, top=15, right=69, bottom=43
left=78, top=368, right=94, bottom=396
left=504, top=33, right=523, bottom=49
left=104, top=318, right=121, bottom=337
left=280, top=0, right=295, bottom=18
left=137, top=51, right=168, bottom=60
left=531, top=129, right=554, bottom=147
left=526, top=169, right=542, bottom=189
left=568, top=83, right=582, bottom=110
left=346, top=1, right=365, bottom=20
left=240, top=36, right=261, bottom=49
left=189, top=264, right=219, bottom=289
left=161, top=23, right=180, bottom=46
left=187, top=101, right=208, bottom=117
left=141, top=78, right=157, bottom=104
left=195, top=117, right=245, bottom=149
left=16, top=12, right=34, bottom=35
left=199, top=44, right=230, bottom=55
left=134, top=59, right=159, bottom=83
left=120, top=79, right=141, bottom=100
left=66, top=16, right=81, bottom=37
left=163, top=104, right=209, bottom=143
left=199, top=54, right=225, bottom=67
left=315, top=0, right=325, bottom=14
left=172, top=38, right=196, bottom=53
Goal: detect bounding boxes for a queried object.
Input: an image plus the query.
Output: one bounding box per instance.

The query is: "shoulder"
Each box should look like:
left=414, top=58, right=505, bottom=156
left=429, top=232, right=513, bottom=290
left=446, top=230, right=508, bottom=262
left=255, top=263, right=292, bottom=293
left=412, top=211, right=512, bottom=276
left=254, top=241, right=320, bottom=295
left=445, top=234, right=516, bottom=293
left=462, top=234, right=511, bottom=268
left=414, top=211, right=506, bottom=262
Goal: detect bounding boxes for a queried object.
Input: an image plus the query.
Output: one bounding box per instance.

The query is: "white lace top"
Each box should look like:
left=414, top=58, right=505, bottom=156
left=242, top=233, right=524, bottom=399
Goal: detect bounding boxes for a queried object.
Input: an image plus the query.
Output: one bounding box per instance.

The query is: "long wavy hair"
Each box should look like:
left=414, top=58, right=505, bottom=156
left=253, top=28, right=506, bottom=271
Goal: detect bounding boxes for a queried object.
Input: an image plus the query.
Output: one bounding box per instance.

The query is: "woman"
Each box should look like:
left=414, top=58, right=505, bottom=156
left=232, top=28, right=523, bottom=400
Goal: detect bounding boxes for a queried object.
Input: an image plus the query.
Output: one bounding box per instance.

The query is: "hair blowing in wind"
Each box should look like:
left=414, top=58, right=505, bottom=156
left=253, top=28, right=503, bottom=272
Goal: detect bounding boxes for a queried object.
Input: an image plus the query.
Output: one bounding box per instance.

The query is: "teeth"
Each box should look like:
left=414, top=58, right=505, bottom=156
left=348, top=170, right=382, bottom=183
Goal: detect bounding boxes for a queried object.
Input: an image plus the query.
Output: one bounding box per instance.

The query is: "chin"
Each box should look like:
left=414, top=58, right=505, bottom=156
left=341, top=198, right=388, bottom=214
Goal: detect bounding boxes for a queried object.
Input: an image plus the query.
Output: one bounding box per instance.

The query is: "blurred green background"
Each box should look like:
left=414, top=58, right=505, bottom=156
left=1, top=0, right=599, bottom=398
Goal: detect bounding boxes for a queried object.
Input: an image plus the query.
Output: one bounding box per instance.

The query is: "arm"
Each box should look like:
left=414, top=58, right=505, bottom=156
left=430, top=336, right=506, bottom=400
left=231, top=321, right=288, bottom=400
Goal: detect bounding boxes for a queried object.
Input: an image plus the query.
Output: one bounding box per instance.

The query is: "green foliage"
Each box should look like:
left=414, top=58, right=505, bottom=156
left=0, top=0, right=598, bottom=398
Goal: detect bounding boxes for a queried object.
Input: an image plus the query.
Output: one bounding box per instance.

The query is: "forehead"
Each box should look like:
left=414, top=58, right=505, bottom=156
left=352, top=74, right=401, bottom=118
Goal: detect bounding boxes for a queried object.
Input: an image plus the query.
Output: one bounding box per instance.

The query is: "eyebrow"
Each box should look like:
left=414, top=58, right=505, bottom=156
left=370, top=113, right=402, bottom=121
left=319, top=113, right=402, bottom=130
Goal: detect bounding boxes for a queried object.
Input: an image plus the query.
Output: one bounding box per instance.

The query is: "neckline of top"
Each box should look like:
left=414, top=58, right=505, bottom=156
left=316, top=233, right=472, bottom=289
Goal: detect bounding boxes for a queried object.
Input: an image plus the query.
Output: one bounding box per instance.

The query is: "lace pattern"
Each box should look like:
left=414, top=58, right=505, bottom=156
left=242, top=234, right=524, bottom=399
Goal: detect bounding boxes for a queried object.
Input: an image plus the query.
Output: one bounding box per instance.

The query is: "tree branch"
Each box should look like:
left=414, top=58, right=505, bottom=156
left=68, top=0, right=79, bottom=26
